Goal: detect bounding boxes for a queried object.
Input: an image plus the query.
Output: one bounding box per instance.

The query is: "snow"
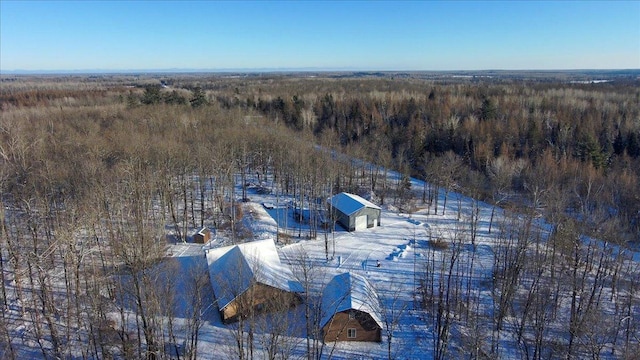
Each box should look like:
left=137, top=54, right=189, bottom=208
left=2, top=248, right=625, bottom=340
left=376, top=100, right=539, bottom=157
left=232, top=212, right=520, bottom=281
left=570, top=79, right=612, bottom=84
left=196, top=163, right=638, bottom=358
left=328, top=192, right=381, bottom=216
left=262, top=202, right=276, bottom=209
left=243, top=202, right=279, bottom=240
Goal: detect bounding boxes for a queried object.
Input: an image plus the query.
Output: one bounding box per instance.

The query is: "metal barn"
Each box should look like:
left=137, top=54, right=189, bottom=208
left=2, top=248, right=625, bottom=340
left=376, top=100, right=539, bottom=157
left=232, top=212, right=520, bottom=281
left=327, top=192, right=381, bottom=232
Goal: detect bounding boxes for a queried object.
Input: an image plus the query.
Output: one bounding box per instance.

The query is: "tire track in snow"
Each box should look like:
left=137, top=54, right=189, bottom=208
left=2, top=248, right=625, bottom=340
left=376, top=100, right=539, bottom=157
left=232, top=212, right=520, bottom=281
left=335, top=221, right=415, bottom=273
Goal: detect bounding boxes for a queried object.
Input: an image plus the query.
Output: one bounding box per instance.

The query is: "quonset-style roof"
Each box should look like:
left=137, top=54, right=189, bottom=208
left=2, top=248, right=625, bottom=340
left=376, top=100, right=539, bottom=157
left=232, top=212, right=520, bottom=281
left=327, top=192, right=381, bottom=216
left=320, top=272, right=383, bottom=329
left=206, top=239, right=303, bottom=310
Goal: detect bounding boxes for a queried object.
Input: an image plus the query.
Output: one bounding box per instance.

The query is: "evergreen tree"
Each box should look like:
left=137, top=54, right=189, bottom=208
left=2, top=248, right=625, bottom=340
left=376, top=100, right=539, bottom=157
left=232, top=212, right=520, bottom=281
left=613, top=130, right=626, bottom=155
left=480, top=97, right=497, bottom=121
left=141, top=85, right=162, bottom=105
left=126, top=91, right=139, bottom=108
left=627, top=131, right=640, bottom=158
left=190, top=87, right=208, bottom=108
left=164, top=90, right=187, bottom=105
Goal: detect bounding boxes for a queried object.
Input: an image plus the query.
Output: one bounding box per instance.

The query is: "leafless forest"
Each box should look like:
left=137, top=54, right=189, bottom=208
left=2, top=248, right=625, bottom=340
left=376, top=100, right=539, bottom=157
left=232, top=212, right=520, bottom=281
left=1, top=72, right=639, bottom=359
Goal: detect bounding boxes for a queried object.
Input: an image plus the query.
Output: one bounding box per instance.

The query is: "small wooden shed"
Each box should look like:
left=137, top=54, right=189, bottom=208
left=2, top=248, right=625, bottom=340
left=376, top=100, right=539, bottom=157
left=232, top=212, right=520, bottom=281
left=321, top=272, right=382, bottom=342
left=327, top=193, right=381, bottom=231
left=193, top=227, right=211, bottom=244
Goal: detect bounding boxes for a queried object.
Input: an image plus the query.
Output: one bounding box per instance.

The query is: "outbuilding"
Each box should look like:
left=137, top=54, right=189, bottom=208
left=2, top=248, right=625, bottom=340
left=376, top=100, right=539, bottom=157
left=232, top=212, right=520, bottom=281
left=193, top=227, right=212, bottom=244
left=327, top=192, right=381, bottom=231
left=320, top=272, right=382, bottom=342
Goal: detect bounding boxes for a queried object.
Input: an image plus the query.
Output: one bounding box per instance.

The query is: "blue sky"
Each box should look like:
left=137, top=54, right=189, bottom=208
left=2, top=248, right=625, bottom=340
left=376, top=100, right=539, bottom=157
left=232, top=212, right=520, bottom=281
left=1, top=1, right=638, bottom=71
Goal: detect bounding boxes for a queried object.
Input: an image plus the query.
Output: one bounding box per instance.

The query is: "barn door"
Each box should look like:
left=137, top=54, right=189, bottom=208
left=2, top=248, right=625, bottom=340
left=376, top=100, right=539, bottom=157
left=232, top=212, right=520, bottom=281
left=355, top=215, right=367, bottom=231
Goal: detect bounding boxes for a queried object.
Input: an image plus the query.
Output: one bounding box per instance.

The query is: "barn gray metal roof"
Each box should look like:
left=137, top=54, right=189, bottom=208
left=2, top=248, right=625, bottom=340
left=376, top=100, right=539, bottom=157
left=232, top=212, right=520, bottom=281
left=327, top=192, right=381, bottom=216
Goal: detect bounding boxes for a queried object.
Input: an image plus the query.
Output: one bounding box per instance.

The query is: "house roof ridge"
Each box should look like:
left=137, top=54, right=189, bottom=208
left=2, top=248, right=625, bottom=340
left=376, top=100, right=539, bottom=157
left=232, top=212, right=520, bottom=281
left=328, top=192, right=380, bottom=216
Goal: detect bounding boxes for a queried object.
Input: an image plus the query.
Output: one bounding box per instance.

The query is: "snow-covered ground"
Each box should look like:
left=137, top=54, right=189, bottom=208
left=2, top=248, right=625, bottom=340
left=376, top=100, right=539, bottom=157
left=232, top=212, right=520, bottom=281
left=2, top=157, right=637, bottom=359
left=161, top=166, right=640, bottom=359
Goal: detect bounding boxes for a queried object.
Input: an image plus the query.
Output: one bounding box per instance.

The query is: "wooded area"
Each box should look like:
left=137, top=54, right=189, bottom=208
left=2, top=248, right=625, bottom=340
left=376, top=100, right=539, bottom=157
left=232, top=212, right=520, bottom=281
left=0, top=72, right=638, bottom=359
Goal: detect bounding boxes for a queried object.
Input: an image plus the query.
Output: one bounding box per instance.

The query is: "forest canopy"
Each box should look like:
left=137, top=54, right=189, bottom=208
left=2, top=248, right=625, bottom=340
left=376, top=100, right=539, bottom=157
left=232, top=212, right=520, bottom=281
left=2, top=73, right=639, bottom=242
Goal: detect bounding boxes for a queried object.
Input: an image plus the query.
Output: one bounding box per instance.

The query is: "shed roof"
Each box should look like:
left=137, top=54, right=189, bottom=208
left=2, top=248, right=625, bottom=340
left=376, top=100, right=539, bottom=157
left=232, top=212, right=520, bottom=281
left=196, top=227, right=210, bottom=235
left=327, top=192, right=381, bottom=216
left=320, top=272, right=383, bottom=329
left=206, top=239, right=303, bottom=310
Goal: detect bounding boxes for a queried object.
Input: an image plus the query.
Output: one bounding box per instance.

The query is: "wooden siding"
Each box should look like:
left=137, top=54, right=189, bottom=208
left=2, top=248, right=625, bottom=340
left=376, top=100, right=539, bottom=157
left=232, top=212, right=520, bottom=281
left=193, top=228, right=211, bottom=244
left=220, top=283, right=301, bottom=324
left=322, top=310, right=382, bottom=342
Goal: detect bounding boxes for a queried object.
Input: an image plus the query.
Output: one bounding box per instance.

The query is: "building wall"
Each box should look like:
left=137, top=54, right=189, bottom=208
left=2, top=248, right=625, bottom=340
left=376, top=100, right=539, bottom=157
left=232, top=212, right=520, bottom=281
left=335, top=210, right=352, bottom=231
left=360, top=207, right=381, bottom=228
left=221, top=283, right=301, bottom=323
left=322, top=310, right=381, bottom=342
left=332, top=207, right=381, bottom=231
left=193, top=229, right=211, bottom=244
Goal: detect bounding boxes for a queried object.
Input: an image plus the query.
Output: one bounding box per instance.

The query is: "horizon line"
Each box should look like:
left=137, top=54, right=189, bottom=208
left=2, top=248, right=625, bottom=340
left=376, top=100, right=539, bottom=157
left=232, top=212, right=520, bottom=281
left=2, top=67, right=640, bottom=76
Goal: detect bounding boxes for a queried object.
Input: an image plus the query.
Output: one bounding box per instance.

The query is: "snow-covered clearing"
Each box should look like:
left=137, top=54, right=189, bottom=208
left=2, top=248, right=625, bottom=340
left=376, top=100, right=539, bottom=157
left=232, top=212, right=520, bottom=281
left=158, top=166, right=640, bottom=359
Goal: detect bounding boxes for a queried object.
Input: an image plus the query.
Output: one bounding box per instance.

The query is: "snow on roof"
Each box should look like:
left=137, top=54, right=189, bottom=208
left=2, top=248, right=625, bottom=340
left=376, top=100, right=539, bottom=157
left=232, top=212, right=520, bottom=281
left=196, top=227, right=210, bottom=235
left=206, top=238, right=303, bottom=310
left=320, top=272, right=383, bottom=329
left=328, top=192, right=381, bottom=216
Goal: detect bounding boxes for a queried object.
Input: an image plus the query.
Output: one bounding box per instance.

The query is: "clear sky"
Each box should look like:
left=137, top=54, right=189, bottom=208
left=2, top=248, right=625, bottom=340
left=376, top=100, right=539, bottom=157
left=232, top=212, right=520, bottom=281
left=1, top=0, right=639, bottom=72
